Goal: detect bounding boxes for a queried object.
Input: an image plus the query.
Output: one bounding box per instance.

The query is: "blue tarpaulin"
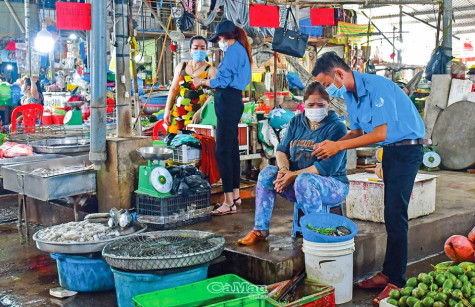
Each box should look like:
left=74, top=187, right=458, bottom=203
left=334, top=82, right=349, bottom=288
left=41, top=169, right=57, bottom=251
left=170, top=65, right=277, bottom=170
left=299, top=18, right=323, bottom=37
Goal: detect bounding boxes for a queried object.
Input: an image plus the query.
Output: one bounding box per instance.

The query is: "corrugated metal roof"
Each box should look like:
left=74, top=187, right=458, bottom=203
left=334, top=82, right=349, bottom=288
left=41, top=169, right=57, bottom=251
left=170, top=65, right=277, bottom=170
left=362, top=0, right=475, bottom=34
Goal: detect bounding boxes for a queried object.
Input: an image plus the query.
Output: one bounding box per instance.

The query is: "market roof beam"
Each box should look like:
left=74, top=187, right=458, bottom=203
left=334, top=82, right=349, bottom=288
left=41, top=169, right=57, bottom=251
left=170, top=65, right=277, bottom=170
left=425, top=14, right=475, bottom=23
left=371, top=5, right=473, bottom=19
left=361, top=12, right=395, bottom=48
left=269, top=0, right=438, bottom=4
left=451, top=22, right=475, bottom=28
left=401, top=10, right=460, bottom=40
left=4, top=0, right=25, bottom=33
left=142, top=0, right=166, bottom=31
left=453, top=28, right=475, bottom=34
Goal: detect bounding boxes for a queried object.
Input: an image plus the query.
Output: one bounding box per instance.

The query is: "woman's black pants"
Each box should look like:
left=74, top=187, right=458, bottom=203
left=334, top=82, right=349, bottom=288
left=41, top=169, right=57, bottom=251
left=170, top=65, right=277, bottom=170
left=214, top=87, right=244, bottom=193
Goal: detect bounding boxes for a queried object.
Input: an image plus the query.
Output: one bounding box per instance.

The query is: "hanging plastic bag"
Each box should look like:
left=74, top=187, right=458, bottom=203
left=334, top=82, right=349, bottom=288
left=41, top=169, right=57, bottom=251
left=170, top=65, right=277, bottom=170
left=241, top=102, right=255, bottom=124
left=268, top=108, right=294, bottom=130
left=286, top=72, right=305, bottom=90
left=365, top=60, right=376, bottom=74
left=258, top=120, right=280, bottom=157
left=424, top=47, right=452, bottom=81
left=200, top=99, right=217, bottom=126
left=178, top=4, right=195, bottom=32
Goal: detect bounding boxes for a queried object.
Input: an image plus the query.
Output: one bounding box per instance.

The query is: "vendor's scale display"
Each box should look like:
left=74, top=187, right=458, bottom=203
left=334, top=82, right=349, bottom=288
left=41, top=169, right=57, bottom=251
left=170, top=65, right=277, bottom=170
left=422, top=146, right=441, bottom=171
left=136, top=147, right=173, bottom=198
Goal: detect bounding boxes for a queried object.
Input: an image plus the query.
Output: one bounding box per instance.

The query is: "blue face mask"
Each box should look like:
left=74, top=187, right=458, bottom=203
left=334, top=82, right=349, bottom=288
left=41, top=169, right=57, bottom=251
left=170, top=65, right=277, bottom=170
left=325, top=73, right=347, bottom=98
left=191, top=50, right=207, bottom=62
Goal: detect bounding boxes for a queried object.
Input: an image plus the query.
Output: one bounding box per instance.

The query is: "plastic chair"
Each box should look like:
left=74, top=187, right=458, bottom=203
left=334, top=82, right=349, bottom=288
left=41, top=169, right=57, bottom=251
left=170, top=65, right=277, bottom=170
left=292, top=202, right=344, bottom=238
left=11, top=104, right=43, bottom=134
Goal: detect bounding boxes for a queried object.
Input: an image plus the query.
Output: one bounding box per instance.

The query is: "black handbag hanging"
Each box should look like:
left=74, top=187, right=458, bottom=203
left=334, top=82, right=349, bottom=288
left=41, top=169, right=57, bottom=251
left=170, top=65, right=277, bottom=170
left=272, top=7, right=309, bottom=58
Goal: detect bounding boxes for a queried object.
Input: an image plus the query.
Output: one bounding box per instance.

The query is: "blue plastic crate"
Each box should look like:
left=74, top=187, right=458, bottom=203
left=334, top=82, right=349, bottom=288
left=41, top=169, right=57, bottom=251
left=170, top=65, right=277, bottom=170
left=112, top=265, right=208, bottom=307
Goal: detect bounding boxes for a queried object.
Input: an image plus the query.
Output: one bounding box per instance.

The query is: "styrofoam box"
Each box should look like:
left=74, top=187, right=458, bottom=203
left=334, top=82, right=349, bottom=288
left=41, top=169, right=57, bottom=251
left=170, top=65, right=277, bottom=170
left=346, top=172, right=437, bottom=223
left=172, top=145, right=201, bottom=163
left=43, top=92, right=71, bottom=108
left=186, top=123, right=250, bottom=155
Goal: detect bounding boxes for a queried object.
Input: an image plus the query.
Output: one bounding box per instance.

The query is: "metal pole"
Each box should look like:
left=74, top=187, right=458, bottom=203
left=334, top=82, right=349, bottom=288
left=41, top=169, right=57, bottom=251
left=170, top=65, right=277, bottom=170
left=128, top=0, right=141, bottom=136
left=114, top=0, right=132, bottom=137
left=89, top=0, right=108, bottom=168
left=86, top=31, right=91, bottom=69
left=392, top=27, right=395, bottom=81
left=273, top=52, right=277, bottom=109
left=49, top=50, right=55, bottom=84
left=361, top=12, right=395, bottom=49
left=162, top=38, right=167, bottom=85
left=442, top=0, right=452, bottom=73
left=398, top=5, right=402, bottom=66
left=5, top=0, right=25, bottom=33
left=24, top=0, right=31, bottom=76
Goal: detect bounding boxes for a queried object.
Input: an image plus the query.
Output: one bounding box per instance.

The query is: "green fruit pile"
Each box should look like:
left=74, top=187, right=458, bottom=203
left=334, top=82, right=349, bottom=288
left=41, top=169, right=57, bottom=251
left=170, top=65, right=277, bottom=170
left=386, top=261, right=475, bottom=307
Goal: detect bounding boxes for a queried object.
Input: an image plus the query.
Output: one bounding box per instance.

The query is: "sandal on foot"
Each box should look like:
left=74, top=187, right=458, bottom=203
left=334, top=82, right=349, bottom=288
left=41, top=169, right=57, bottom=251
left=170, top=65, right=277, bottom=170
left=237, top=230, right=267, bottom=245
left=233, top=197, right=241, bottom=206
left=212, top=199, right=239, bottom=210
left=373, top=283, right=402, bottom=306
left=358, top=272, right=389, bottom=289
left=211, top=203, right=237, bottom=216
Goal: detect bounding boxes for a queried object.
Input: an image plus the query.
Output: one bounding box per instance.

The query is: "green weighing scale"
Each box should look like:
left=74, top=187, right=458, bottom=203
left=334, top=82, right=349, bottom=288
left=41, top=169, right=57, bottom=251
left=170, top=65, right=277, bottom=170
left=376, top=146, right=441, bottom=171
left=422, top=146, right=441, bottom=171
left=136, top=146, right=174, bottom=198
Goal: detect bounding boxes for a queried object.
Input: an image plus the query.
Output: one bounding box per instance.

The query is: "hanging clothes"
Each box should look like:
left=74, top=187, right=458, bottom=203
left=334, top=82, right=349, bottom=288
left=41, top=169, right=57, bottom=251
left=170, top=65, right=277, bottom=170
left=191, top=134, right=221, bottom=185
left=264, top=72, right=272, bottom=91
left=252, top=73, right=263, bottom=83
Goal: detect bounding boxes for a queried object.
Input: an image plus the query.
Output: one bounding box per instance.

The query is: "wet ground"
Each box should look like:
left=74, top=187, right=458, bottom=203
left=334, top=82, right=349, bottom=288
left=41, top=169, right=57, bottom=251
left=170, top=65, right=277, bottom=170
left=0, top=193, right=457, bottom=307
left=0, top=195, right=117, bottom=307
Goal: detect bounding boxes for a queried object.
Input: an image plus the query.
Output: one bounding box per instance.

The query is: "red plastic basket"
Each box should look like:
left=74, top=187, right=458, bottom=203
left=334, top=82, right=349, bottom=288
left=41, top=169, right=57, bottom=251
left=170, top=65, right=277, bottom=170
left=266, top=278, right=335, bottom=307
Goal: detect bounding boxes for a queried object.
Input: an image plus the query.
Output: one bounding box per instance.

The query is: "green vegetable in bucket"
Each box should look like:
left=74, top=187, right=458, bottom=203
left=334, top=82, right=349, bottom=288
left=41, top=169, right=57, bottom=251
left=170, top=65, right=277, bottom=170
left=306, top=223, right=337, bottom=236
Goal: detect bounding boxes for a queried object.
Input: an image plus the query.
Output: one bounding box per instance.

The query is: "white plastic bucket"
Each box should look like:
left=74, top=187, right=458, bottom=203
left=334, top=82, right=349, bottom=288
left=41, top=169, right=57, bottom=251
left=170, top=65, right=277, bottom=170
left=302, top=238, right=355, bottom=304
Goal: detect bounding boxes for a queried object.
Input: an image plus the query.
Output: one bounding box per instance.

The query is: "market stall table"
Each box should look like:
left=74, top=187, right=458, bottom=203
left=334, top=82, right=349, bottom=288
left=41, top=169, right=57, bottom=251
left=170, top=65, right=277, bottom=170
left=2, top=155, right=96, bottom=235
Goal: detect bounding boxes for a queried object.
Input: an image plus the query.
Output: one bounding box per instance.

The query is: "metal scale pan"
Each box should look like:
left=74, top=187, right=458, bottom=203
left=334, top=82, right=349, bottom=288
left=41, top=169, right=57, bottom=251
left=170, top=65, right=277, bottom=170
left=136, top=146, right=173, bottom=161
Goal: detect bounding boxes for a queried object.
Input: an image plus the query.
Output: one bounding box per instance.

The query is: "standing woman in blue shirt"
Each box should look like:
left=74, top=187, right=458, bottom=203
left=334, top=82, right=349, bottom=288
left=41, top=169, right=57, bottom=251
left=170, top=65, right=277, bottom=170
left=311, top=52, right=426, bottom=303
left=192, top=20, right=252, bottom=215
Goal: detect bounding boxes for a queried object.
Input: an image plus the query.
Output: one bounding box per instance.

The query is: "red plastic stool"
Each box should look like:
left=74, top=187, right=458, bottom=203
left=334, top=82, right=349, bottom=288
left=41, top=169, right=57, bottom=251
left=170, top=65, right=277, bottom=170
left=11, top=104, right=44, bottom=134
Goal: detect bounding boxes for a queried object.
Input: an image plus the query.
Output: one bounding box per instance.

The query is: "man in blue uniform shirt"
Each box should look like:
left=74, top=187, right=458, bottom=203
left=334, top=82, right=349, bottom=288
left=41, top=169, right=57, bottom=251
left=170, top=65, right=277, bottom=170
left=311, top=52, right=427, bottom=303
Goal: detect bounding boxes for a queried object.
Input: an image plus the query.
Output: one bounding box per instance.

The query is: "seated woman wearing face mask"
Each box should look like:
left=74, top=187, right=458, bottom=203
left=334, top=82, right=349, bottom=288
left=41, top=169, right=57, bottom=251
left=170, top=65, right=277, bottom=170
left=164, top=36, right=217, bottom=134
left=238, top=82, right=350, bottom=245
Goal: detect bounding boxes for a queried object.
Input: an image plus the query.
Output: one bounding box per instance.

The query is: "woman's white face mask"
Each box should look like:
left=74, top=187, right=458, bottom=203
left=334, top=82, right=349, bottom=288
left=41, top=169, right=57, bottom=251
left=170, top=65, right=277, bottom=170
left=218, top=39, right=229, bottom=52
left=304, top=108, right=327, bottom=123
left=304, top=94, right=329, bottom=123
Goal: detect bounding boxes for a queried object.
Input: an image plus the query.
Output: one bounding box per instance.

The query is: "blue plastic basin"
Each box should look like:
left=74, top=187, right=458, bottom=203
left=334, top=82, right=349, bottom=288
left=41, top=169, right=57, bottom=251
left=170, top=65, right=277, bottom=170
left=111, top=265, right=208, bottom=307
left=51, top=253, right=115, bottom=292
left=300, top=213, right=359, bottom=243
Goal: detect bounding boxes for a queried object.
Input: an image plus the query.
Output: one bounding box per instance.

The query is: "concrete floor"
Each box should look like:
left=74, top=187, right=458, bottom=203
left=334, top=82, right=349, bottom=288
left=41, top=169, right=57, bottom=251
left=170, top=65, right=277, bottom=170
left=189, top=170, right=475, bottom=285
left=0, top=170, right=473, bottom=306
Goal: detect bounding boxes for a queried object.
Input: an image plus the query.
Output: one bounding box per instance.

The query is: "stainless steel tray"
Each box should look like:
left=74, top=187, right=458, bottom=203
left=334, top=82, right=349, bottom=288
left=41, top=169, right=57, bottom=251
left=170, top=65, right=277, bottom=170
left=33, top=223, right=148, bottom=254
left=0, top=154, right=67, bottom=174
left=2, top=155, right=96, bottom=201
left=136, top=146, right=173, bottom=160
left=30, top=137, right=90, bottom=154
